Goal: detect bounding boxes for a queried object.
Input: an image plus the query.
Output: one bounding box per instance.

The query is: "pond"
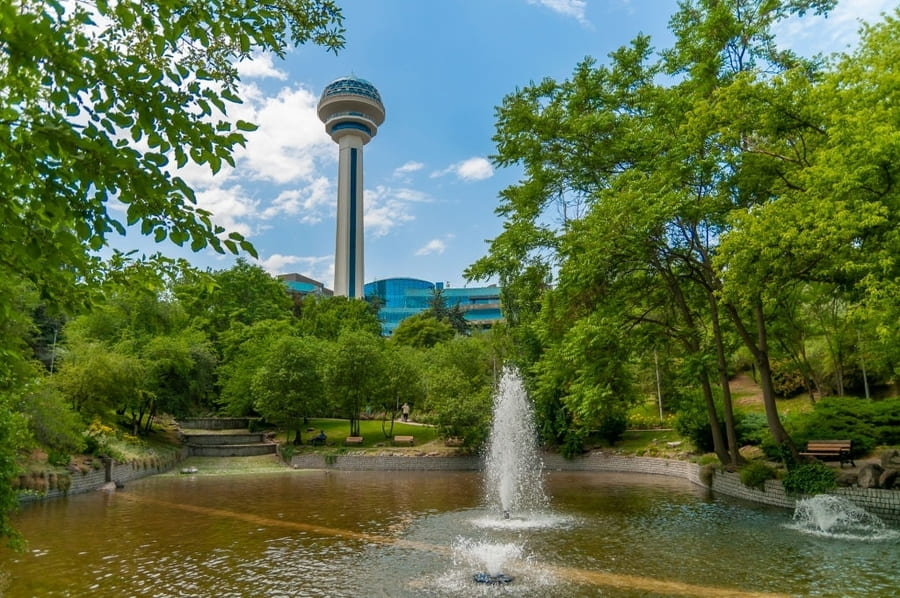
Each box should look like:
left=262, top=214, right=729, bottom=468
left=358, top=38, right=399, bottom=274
left=4, top=470, right=898, bottom=597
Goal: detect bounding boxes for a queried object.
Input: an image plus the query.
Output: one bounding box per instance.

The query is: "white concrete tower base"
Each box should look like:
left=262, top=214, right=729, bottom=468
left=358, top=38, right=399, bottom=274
left=334, top=135, right=365, bottom=298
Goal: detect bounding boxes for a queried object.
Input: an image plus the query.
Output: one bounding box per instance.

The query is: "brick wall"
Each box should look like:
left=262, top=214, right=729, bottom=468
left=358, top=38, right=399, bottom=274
left=290, top=452, right=482, bottom=471
left=18, top=447, right=190, bottom=505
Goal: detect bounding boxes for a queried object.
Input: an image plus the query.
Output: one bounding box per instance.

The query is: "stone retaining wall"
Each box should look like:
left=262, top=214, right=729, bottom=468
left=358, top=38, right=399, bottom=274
left=291, top=450, right=900, bottom=522
left=178, top=418, right=254, bottom=430
left=18, top=447, right=189, bottom=505
left=290, top=453, right=481, bottom=471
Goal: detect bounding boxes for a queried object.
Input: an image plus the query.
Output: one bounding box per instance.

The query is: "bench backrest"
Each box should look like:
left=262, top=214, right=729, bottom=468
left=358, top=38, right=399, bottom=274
left=805, top=440, right=851, bottom=451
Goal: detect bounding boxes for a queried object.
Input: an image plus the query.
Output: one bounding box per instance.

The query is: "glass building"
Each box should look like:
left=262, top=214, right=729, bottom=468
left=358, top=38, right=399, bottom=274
left=278, top=273, right=333, bottom=298
left=364, top=278, right=503, bottom=336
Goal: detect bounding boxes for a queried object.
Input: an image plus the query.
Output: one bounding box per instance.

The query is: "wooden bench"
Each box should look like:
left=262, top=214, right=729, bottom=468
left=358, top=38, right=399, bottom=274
left=344, top=436, right=363, bottom=446
left=799, top=440, right=855, bottom=468
left=393, top=435, right=414, bottom=446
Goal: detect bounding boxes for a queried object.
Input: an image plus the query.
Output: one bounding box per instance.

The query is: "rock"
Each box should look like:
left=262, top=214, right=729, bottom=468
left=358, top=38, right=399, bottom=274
left=666, top=441, right=682, bottom=449
left=878, top=469, right=898, bottom=490
left=858, top=464, right=885, bottom=489
left=880, top=449, right=900, bottom=470
left=836, top=472, right=858, bottom=487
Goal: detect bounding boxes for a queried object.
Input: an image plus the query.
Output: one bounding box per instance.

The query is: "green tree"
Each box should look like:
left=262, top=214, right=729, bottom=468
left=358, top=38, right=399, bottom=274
left=322, top=330, right=386, bottom=437
left=1, top=1, right=343, bottom=323
left=295, top=295, right=382, bottom=340
left=54, top=340, right=145, bottom=417
left=252, top=335, right=324, bottom=444
left=380, top=344, right=426, bottom=437
left=391, top=312, right=455, bottom=348
left=0, top=0, right=344, bottom=545
left=216, top=319, right=296, bottom=416
left=427, top=289, right=469, bottom=334
left=423, top=336, right=495, bottom=447
left=175, top=259, right=294, bottom=342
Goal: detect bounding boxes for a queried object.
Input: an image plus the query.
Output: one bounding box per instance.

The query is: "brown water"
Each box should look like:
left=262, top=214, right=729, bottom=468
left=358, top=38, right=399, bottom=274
left=3, top=470, right=898, bottom=597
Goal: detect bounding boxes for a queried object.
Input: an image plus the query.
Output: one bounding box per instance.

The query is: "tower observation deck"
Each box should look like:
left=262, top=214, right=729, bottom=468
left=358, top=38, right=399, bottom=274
left=318, top=76, right=385, bottom=298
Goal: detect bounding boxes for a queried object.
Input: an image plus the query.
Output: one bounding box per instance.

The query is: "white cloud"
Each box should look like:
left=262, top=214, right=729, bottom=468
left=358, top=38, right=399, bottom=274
left=431, top=156, right=494, bottom=182
left=260, top=177, right=333, bottom=224
left=236, top=53, right=288, bottom=80
left=235, top=85, right=334, bottom=184
left=393, top=161, right=424, bottom=177
left=364, top=185, right=429, bottom=237
left=169, top=82, right=335, bottom=239
left=527, top=0, right=588, bottom=25
left=773, top=0, right=896, bottom=54
left=257, top=254, right=333, bottom=283
left=415, top=236, right=454, bottom=256
left=456, top=157, right=494, bottom=181
left=194, top=185, right=259, bottom=238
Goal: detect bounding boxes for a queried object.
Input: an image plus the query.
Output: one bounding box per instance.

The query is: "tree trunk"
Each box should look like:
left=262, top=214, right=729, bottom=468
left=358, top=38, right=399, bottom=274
left=726, top=300, right=797, bottom=460
left=700, top=372, right=731, bottom=465
left=662, top=267, right=731, bottom=465
left=708, top=293, right=742, bottom=466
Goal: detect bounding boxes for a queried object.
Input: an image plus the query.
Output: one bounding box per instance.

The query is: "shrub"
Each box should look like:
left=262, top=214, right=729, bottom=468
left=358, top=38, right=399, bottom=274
left=696, top=453, right=720, bottom=466
left=781, top=462, right=837, bottom=496
left=792, top=397, right=900, bottom=457
left=278, top=444, right=295, bottom=461
left=627, top=412, right=676, bottom=430
left=699, top=464, right=716, bottom=487
left=560, top=428, right=586, bottom=459
left=47, top=451, right=71, bottom=467
left=739, top=461, right=777, bottom=491
left=596, top=411, right=628, bottom=445
left=734, top=412, right=769, bottom=446
left=770, top=358, right=806, bottom=397
left=674, top=400, right=716, bottom=453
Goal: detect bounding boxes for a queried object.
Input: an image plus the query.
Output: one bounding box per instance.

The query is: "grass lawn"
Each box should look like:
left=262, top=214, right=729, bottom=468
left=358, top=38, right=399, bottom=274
left=282, top=418, right=439, bottom=449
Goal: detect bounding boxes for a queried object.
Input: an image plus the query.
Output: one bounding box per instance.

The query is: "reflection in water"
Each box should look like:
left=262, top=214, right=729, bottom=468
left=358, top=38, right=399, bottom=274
left=4, top=470, right=899, bottom=597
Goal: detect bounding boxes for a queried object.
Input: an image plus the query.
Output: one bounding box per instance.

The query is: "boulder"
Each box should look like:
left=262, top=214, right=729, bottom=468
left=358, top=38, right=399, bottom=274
left=880, top=449, right=900, bottom=470
left=878, top=469, right=898, bottom=490
left=858, top=464, right=885, bottom=489
left=836, top=472, right=858, bottom=487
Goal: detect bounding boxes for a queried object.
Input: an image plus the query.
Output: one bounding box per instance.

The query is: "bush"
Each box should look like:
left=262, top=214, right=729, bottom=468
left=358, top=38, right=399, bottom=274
left=734, top=412, right=769, bottom=446
left=793, top=397, right=900, bottom=457
left=739, top=461, right=777, bottom=490
left=15, top=382, right=85, bottom=456
left=47, top=451, right=71, bottom=467
left=278, top=444, right=295, bottom=461
left=770, top=358, right=806, bottom=397
left=674, top=399, right=716, bottom=453
left=560, top=428, right=586, bottom=459
left=781, top=462, right=837, bottom=496
left=596, top=411, right=628, bottom=445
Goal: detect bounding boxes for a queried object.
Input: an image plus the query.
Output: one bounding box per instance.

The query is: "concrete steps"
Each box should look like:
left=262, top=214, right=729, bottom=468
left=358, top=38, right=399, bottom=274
left=179, top=418, right=277, bottom=457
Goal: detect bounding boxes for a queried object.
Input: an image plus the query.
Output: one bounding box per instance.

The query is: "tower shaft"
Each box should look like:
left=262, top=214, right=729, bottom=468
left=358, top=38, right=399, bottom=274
left=334, top=135, right=365, bottom=298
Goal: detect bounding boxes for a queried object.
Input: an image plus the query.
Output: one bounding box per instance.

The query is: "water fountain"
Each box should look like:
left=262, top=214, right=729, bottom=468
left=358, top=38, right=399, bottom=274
left=789, top=494, right=900, bottom=541
left=467, top=366, right=548, bottom=585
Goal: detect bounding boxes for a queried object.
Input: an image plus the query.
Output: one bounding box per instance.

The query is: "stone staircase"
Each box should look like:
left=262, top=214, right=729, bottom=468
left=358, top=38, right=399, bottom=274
left=178, top=418, right=277, bottom=457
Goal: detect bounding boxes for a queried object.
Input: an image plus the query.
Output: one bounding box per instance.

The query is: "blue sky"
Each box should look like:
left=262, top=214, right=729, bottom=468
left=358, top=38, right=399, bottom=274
left=118, top=0, right=895, bottom=289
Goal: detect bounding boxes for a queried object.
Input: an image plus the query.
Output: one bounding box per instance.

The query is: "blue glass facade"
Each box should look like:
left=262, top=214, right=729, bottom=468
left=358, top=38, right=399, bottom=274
left=364, top=278, right=503, bottom=336
left=320, top=76, right=384, bottom=107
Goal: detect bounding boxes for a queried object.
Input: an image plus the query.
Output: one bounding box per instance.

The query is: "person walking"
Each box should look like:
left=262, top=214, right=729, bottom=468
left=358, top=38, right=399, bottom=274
left=401, top=402, right=410, bottom=422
